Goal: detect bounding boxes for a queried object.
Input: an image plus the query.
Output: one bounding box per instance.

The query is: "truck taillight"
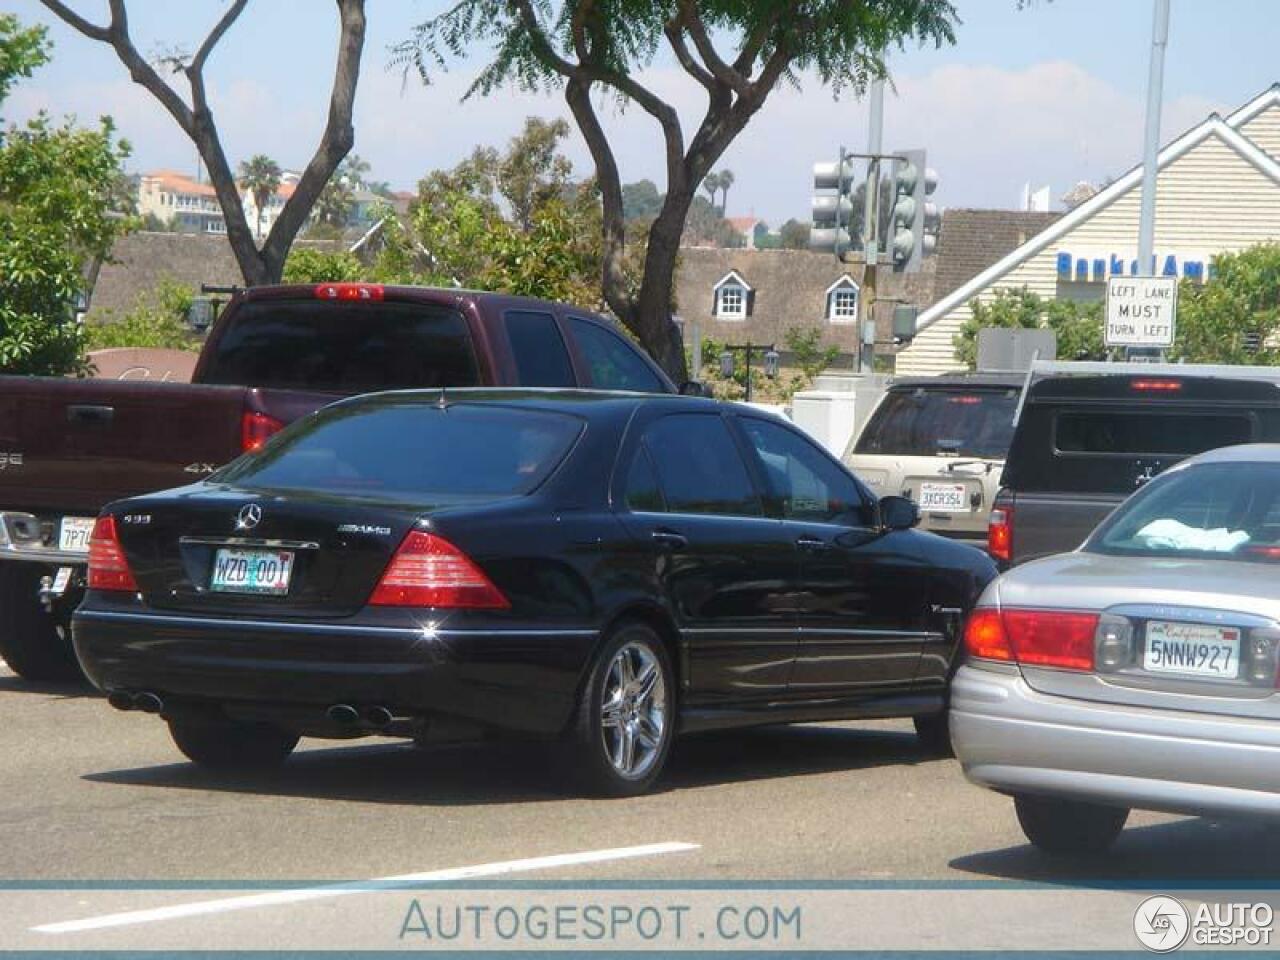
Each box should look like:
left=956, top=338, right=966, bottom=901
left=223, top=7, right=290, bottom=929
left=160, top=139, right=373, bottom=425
left=964, top=608, right=1098, bottom=672
left=241, top=411, right=284, bottom=453
left=368, top=530, right=509, bottom=610
left=314, top=282, right=384, bottom=302
left=87, top=515, right=138, bottom=592
left=988, top=506, right=1014, bottom=562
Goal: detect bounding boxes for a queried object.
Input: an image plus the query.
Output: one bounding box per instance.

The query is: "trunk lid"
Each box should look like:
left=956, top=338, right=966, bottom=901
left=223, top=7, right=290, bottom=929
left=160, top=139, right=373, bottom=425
left=999, top=552, right=1280, bottom=718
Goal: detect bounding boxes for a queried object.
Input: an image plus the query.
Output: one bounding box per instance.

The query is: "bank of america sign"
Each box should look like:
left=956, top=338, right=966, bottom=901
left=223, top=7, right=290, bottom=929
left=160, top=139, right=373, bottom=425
left=1056, top=250, right=1215, bottom=284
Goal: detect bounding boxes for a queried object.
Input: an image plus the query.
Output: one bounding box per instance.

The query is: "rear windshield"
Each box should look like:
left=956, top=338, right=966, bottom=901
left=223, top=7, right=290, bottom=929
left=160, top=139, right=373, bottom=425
left=1089, top=461, right=1280, bottom=563
left=202, top=300, right=480, bottom=392
left=1055, top=411, right=1252, bottom=456
left=854, top=387, right=1017, bottom=458
left=215, top=403, right=581, bottom=500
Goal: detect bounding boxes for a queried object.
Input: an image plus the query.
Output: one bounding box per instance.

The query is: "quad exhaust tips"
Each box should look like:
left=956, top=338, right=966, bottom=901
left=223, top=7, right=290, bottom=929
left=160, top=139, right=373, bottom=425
left=107, top=690, right=164, bottom=713
left=327, top=703, right=393, bottom=729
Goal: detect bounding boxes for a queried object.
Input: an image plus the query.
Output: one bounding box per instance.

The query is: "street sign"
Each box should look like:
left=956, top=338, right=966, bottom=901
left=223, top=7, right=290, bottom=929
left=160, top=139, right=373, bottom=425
left=1104, top=275, right=1177, bottom=347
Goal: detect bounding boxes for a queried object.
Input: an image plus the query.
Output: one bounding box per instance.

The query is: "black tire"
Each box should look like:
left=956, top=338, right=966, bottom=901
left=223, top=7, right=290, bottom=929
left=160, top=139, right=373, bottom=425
left=568, top=622, right=675, bottom=797
left=168, top=717, right=299, bottom=771
left=913, top=711, right=953, bottom=757
left=1014, top=794, right=1129, bottom=856
left=0, top=564, right=83, bottom=682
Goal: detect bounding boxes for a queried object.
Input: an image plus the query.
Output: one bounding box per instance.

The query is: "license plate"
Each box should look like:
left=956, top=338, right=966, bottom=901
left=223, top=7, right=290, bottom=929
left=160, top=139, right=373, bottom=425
left=210, top=548, right=294, bottom=596
left=1143, top=621, right=1240, bottom=679
left=919, top=482, right=967, bottom=512
left=58, top=517, right=95, bottom=554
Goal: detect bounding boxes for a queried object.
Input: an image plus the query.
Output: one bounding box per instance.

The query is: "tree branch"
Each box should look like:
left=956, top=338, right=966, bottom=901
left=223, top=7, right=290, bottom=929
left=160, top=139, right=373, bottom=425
left=662, top=16, right=718, bottom=97
left=190, top=0, right=248, bottom=76
left=262, top=0, right=367, bottom=269
left=35, top=0, right=109, bottom=41
left=675, top=0, right=750, bottom=97
left=510, top=0, right=577, bottom=77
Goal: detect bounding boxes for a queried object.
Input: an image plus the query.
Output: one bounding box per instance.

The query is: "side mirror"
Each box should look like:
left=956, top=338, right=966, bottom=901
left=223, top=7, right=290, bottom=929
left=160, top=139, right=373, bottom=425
left=679, top=380, right=713, bottom=397
left=879, top=495, right=920, bottom=532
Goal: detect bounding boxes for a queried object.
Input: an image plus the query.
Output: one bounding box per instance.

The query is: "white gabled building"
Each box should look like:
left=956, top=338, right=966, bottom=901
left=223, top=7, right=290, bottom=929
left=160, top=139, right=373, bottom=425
left=897, top=85, right=1280, bottom=375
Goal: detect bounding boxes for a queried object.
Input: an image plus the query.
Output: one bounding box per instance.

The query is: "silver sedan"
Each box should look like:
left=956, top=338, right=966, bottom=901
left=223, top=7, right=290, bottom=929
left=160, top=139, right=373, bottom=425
left=952, top=444, right=1280, bottom=855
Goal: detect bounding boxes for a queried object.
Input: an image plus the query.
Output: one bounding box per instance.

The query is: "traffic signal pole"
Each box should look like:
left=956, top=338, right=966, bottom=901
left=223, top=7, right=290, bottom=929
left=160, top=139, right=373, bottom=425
left=858, top=72, right=886, bottom=373
left=1132, top=0, right=1171, bottom=362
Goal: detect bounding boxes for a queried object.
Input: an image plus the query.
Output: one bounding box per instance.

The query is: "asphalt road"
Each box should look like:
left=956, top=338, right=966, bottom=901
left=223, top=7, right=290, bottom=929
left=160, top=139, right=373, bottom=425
left=5, top=661, right=1280, bottom=950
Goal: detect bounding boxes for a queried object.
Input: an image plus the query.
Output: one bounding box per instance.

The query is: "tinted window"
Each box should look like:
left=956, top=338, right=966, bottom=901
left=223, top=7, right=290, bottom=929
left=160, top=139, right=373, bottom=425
left=216, top=403, right=580, bottom=501
left=1090, top=462, right=1280, bottom=563
left=204, top=301, right=479, bottom=392
left=504, top=311, right=575, bottom=387
left=643, top=413, right=761, bottom=516
left=740, top=417, right=871, bottom=525
left=624, top=446, right=666, bottom=512
left=1055, top=411, right=1252, bottom=456
left=568, top=317, right=665, bottom=393
left=855, top=388, right=1018, bottom=458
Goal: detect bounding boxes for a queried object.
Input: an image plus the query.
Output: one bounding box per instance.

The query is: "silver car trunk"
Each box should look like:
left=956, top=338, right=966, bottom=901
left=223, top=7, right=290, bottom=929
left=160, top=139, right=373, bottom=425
left=997, top=551, right=1280, bottom=719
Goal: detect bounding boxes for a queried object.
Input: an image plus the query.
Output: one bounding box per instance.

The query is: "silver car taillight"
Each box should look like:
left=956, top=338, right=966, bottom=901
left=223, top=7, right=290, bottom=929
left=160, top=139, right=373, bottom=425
left=1094, top=614, right=1134, bottom=672
left=1248, top=629, right=1280, bottom=686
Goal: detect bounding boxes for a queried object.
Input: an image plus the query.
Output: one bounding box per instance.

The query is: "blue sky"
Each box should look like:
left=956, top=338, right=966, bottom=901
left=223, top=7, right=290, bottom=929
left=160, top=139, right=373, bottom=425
left=8, top=1, right=1279, bottom=224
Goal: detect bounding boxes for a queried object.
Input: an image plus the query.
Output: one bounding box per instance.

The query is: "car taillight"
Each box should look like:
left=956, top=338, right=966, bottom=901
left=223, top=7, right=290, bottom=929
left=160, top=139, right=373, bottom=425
left=241, top=410, right=284, bottom=453
left=87, top=515, right=138, bottom=592
left=368, top=530, right=509, bottom=610
left=965, top=607, right=1098, bottom=672
left=988, top=506, right=1013, bottom=562
left=1131, top=379, right=1182, bottom=392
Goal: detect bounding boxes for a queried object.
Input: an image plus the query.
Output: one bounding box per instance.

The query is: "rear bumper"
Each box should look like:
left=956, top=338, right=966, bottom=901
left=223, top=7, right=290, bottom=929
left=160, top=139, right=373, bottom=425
left=0, top=511, right=92, bottom=565
left=951, top=664, right=1280, bottom=819
left=72, top=603, right=598, bottom=737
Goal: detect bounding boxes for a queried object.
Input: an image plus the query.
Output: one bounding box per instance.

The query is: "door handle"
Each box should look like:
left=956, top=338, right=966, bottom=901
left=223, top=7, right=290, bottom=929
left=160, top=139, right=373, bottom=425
left=650, top=529, right=688, bottom=550
left=67, top=404, right=114, bottom=425
left=796, top=536, right=830, bottom=552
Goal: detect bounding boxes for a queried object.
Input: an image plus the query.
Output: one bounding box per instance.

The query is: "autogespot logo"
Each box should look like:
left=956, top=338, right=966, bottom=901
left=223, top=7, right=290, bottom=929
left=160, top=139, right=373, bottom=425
left=1134, top=896, right=1190, bottom=953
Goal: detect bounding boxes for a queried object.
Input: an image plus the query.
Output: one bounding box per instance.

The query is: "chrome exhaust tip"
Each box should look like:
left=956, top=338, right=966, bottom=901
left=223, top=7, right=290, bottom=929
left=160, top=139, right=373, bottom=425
left=107, top=690, right=135, bottom=712
left=132, top=691, right=164, bottom=714
left=327, top=703, right=360, bottom=726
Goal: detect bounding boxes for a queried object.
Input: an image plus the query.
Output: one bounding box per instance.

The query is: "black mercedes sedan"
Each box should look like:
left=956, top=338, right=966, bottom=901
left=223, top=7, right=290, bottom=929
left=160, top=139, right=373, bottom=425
left=73, top=390, right=996, bottom=795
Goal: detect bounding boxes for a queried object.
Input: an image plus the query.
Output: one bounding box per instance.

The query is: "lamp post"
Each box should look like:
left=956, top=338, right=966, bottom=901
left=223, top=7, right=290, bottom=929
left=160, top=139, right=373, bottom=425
left=719, top=343, right=779, bottom=402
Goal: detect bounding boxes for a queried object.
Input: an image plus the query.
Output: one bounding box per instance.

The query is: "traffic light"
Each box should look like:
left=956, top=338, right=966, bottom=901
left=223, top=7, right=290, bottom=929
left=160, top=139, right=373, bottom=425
left=890, top=149, right=939, bottom=273
left=810, top=149, right=856, bottom=258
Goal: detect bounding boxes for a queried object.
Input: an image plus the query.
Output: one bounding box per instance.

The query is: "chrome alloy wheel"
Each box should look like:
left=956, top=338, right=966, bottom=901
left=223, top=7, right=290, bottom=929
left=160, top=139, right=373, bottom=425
left=599, top=640, right=667, bottom=779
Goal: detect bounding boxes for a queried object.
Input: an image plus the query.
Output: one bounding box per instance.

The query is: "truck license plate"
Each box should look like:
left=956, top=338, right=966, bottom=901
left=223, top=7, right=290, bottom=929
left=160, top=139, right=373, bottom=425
left=918, top=482, right=967, bottom=512
left=1143, top=621, right=1240, bottom=679
left=58, top=517, right=96, bottom=554
left=210, top=548, right=294, bottom=596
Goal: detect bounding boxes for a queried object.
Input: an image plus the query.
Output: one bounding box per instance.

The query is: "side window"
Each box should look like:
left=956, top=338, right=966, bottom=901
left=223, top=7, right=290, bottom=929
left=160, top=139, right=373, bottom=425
left=504, top=310, right=576, bottom=387
left=739, top=417, right=872, bottom=526
left=567, top=317, right=665, bottom=393
left=624, top=445, right=666, bottom=513
left=643, top=413, right=762, bottom=517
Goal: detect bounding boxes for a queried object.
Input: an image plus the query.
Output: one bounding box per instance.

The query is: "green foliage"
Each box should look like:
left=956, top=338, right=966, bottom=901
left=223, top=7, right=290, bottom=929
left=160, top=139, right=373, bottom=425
left=778, top=218, right=810, bottom=250
left=85, top=280, right=198, bottom=352
left=622, top=179, right=663, bottom=221
left=282, top=247, right=366, bottom=284
left=238, top=153, right=282, bottom=236
left=1170, top=244, right=1280, bottom=364
left=954, top=288, right=1105, bottom=368
left=0, top=14, right=48, bottom=113
left=0, top=107, right=133, bottom=375
left=692, top=326, right=839, bottom=403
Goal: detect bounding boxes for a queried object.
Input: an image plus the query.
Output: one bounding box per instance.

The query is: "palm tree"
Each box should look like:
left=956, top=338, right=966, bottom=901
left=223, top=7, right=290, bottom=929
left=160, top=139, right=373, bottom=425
left=238, top=154, right=282, bottom=241
left=717, top=169, right=735, bottom=215
left=702, top=172, right=721, bottom=208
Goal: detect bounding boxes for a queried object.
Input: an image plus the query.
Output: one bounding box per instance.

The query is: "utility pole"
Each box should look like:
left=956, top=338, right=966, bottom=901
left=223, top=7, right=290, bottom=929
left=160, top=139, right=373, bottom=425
left=857, top=65, right=886, bottom=373
left=1132, top=0, right=1170, bottom=361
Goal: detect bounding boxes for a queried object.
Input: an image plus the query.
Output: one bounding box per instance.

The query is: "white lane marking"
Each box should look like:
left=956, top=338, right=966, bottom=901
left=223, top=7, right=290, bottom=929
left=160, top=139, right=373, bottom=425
left=33, top=841, right=700, bottom=934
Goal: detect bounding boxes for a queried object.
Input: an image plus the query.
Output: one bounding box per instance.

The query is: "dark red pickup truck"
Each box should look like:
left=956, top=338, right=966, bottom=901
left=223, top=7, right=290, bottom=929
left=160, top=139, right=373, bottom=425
left=0, top=282, right=677, bottom=680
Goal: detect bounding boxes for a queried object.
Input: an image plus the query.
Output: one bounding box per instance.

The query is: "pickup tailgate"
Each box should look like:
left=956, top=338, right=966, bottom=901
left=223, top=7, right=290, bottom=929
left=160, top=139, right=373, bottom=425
left=0, top=377, right=249, bottom=514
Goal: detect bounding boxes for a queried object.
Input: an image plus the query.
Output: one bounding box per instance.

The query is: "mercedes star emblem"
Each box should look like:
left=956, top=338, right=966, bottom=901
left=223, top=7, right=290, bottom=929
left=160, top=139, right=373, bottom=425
left=236, top=503, right=263, bottom=530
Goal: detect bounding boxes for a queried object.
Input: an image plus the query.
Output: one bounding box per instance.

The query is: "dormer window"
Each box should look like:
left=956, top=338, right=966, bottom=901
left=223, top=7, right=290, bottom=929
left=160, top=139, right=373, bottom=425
left=825, top=276, right=860, bottom=323
left=712, top=270, right=753, bottom=320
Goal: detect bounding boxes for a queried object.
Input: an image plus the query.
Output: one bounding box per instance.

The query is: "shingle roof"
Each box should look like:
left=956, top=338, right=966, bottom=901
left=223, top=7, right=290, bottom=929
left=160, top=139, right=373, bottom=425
left=931, top=209, right=1062, bottom=302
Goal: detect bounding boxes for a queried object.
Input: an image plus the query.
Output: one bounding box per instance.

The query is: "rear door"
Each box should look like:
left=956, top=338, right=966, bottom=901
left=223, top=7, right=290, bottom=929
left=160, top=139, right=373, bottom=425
left=737, top=415, right=929, bottom=696
left=564, top=316, right=674, bottom=393
left=616, top=410, right=798, bottom=702
left=501, top=309, right=580, bottom=387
